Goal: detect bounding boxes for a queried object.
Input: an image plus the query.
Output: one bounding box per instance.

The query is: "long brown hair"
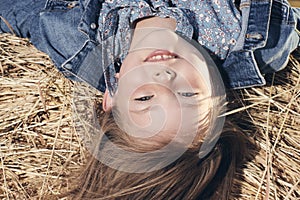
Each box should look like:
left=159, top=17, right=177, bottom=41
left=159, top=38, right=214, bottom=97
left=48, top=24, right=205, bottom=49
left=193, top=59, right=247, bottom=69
left=64, top=108, right=247, bottom=200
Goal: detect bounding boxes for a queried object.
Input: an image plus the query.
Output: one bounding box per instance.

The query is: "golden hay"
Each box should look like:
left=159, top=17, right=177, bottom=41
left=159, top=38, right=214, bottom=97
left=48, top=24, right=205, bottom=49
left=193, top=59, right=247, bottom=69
left=0, top=34, right=85, bottom=199
left=0, top=33, right=299, bottom=199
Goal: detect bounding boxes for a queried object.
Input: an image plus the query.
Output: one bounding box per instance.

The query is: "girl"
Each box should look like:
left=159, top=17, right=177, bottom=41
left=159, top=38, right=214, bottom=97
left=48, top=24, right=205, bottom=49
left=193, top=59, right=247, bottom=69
left=67, top=22, right=244, bottom=199
left=1, top=0, right=299, bottom=199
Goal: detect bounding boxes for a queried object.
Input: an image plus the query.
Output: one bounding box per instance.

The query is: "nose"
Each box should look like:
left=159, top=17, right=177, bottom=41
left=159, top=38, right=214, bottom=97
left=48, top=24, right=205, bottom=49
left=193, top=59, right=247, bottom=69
left=152, top=68, right=176, bottom=83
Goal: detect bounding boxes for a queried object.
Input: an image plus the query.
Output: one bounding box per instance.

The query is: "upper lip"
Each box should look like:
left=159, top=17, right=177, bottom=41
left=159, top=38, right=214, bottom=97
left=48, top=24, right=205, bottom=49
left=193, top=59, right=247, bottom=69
left=144, top=50, right=179, bottom=62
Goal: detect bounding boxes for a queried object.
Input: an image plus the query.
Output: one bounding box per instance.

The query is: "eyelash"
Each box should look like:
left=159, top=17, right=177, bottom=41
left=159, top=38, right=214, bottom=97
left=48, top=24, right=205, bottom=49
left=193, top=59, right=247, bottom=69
left=178, top=92, right=198, bottom=97
left=134, top=95, right=154, bottom=101
left=134, top=93, right=198, bottom=102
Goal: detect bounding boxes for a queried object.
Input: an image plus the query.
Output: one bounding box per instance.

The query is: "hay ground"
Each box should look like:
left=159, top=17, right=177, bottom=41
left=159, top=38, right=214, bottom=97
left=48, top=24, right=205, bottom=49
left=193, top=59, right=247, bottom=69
left=0, top=33, right=299, bottom=199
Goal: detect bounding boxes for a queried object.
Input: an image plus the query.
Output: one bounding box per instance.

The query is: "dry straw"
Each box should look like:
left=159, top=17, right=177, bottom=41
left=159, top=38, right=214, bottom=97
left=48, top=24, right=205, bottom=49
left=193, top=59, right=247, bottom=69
left=0, top=33, right=299, bottom=199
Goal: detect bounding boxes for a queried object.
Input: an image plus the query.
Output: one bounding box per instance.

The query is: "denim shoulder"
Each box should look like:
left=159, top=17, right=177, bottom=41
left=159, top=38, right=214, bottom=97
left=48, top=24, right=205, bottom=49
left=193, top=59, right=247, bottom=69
left=253, top=0, right=299, bottom=74
left=222, top=0, right=299, bottom=89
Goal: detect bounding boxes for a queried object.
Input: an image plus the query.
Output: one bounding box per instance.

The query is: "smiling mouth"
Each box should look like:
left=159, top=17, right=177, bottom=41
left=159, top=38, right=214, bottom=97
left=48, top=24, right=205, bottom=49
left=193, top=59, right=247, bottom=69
left=144, top=50, right=179, bottom=62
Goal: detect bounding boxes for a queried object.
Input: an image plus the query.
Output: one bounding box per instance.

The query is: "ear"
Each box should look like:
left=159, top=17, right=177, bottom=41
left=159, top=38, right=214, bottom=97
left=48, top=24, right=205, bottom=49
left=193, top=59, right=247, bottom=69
left=102, top=89, right=113, bottom=112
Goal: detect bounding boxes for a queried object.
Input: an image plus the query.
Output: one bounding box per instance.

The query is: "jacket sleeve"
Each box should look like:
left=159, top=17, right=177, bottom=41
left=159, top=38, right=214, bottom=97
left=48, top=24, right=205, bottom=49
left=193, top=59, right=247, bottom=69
left=0, top=0, right=47, bottom=39
left=0, top=0, right=89, bottom=70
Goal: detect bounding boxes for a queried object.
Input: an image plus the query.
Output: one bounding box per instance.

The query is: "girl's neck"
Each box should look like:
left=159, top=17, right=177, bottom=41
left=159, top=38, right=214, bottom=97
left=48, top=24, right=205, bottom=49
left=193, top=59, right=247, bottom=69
left=135, top=16, right=176, bottom=30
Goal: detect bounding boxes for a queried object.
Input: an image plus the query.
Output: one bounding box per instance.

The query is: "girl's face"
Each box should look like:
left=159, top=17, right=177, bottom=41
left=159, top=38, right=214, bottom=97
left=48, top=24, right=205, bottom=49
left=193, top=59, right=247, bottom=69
left=105, top=29, right=214, bottom=145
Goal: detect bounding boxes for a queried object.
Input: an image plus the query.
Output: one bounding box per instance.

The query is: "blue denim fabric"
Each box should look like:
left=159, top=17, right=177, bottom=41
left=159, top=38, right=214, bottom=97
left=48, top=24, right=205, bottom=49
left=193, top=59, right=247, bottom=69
left=223, top=0, right=300, bottom=88
left=0, top=0, right=45, bottom=48
left=255, top=0, right=299, bottom=74
left=0, top=0, right=108, bottom=92
left=1, top=0, right=299, bottom=92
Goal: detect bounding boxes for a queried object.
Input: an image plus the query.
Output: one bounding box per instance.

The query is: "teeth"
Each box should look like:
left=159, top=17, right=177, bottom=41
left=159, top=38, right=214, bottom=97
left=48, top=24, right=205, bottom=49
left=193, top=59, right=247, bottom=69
left=155, top=55, right=161, bottom=60
left=148, top=55, right=175, bottom=61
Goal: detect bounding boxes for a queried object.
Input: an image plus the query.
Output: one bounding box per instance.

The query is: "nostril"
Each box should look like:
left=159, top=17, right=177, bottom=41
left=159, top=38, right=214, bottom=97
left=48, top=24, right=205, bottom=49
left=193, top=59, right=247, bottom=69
left=152, top=69, right=176, bottom=82
left=166, top=70, right=176, bottom=79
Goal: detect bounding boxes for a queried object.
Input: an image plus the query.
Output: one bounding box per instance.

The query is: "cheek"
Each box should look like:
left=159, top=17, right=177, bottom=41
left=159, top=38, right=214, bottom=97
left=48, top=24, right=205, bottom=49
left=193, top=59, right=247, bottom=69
left=175, top=61, right=210, bottom=94
left=119, top=54, right=135, bottom=75
left=119, top=52, right=146, bottom=75
left=186, top=72, right=206, bottom=90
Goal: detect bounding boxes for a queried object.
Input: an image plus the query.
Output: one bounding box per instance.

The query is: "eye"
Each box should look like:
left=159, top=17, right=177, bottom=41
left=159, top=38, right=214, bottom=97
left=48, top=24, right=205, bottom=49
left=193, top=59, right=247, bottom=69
left=134, top=95, right=154, bottom=101
left=178, top=92, right=198, bottom=97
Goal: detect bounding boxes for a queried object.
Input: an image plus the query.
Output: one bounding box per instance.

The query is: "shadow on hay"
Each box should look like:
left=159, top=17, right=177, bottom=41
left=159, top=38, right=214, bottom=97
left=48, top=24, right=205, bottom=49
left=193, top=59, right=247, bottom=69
left=264, top=48, right=300, bottom=87
left=226, top=49, right=300, bottom=198
left=226, top=89, right=261, bottom=199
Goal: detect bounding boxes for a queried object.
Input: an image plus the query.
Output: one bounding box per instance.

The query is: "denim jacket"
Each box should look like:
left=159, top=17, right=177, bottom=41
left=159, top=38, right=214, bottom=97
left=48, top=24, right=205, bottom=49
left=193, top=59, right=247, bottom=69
left=0, top=0, right=299, bottom=92
left=224, top=0, right=300, bottom=88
